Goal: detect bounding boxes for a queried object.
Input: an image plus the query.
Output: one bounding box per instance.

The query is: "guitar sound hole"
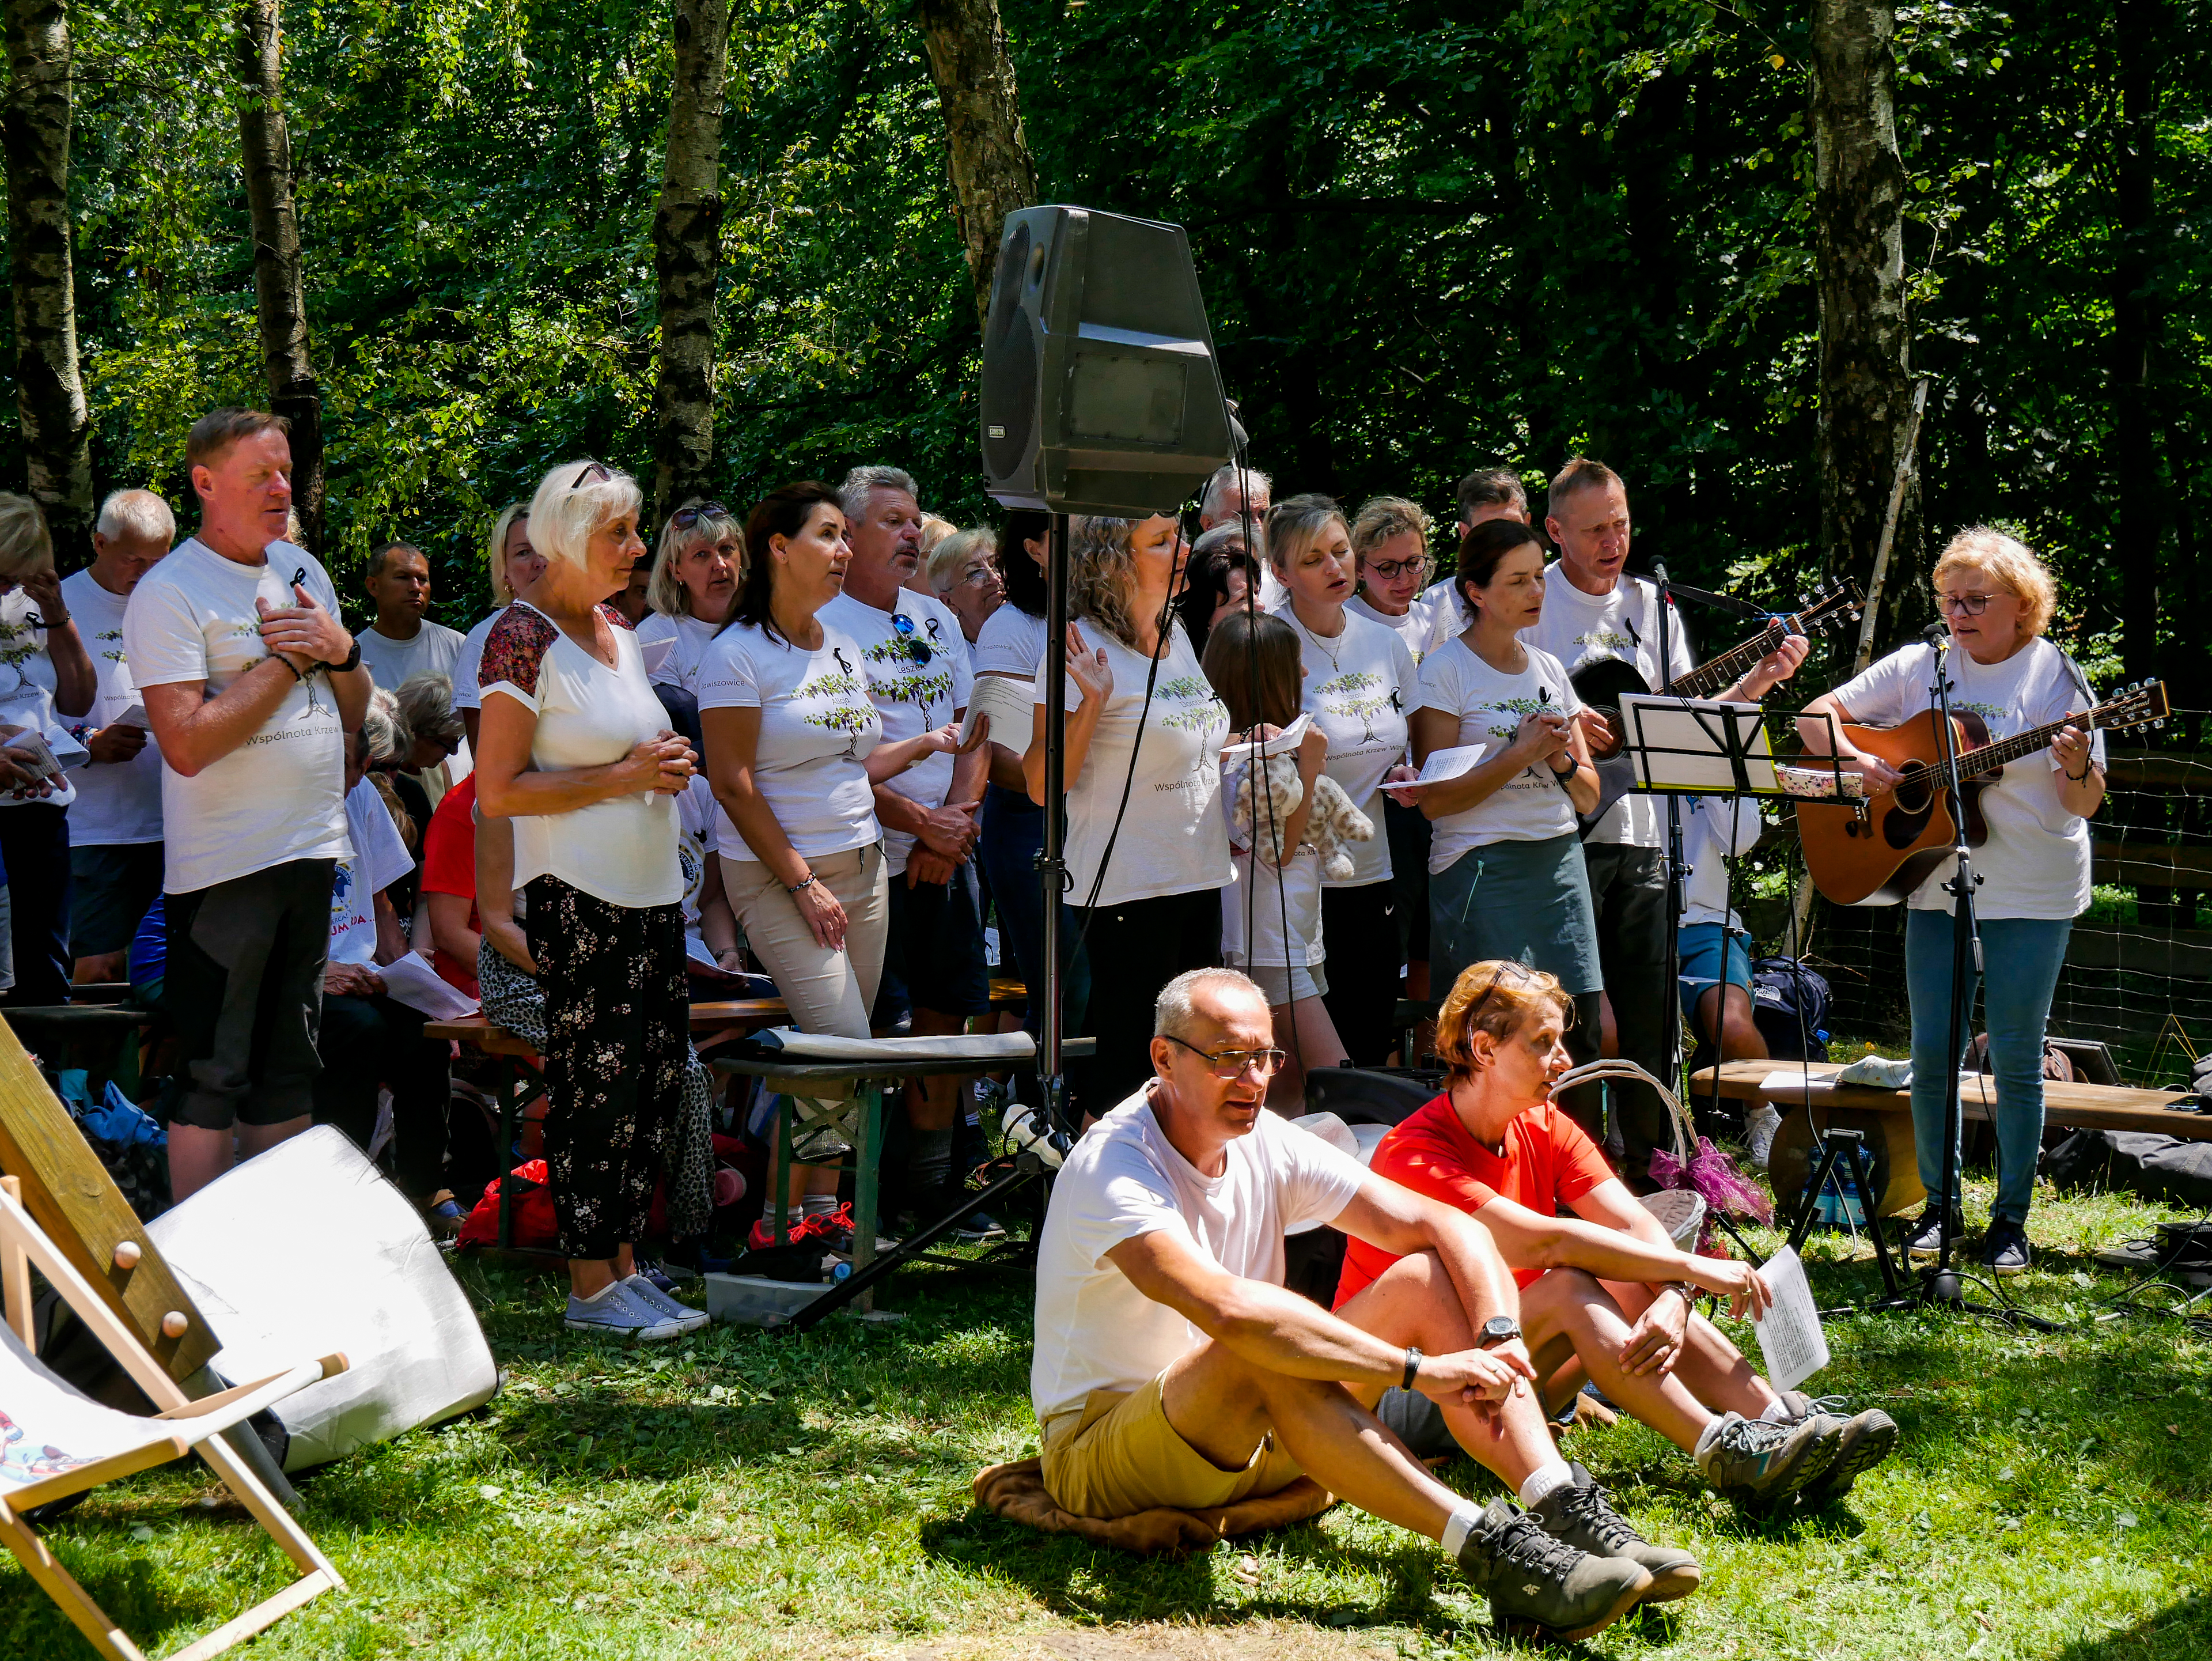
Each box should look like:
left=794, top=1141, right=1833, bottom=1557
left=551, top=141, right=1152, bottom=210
left=1883, top=763, right=1936, bottom=850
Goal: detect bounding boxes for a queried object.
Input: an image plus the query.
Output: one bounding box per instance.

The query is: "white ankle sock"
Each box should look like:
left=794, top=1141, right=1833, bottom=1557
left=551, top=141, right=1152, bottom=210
left=575, top=1282, right=622, bottom=1306
left=1441, top=1503, right=1483, bottom=1558
left=1760, top=1399, right=1793, bottom=1424
left=1517, top=1459, right=1573, bottom=1509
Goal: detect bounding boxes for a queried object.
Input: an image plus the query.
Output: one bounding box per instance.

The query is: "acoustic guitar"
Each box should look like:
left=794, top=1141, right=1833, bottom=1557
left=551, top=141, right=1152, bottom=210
left=1797, top=678, right=2170, bottom=905
left=1571, top=577, right=1865, bottom=835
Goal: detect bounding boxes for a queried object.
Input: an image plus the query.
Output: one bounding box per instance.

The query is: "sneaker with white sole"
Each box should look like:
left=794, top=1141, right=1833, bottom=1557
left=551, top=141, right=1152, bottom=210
left=563, top=1282, right=688, bottom=1342
left=620, top=1273, right=711, bottom=1335
left=1695, top=1409, right=1840, bottom=1505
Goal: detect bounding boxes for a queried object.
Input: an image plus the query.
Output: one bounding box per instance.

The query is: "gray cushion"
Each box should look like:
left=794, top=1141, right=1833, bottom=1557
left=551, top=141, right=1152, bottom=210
left=752, top=1027, right=1037, bottom=1065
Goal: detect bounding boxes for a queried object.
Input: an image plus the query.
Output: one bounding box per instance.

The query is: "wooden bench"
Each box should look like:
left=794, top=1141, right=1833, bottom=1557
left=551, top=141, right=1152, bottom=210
left=1688, top=1058, right=2212, bottom=1219
left=422, top=998, right=789, bottom=1253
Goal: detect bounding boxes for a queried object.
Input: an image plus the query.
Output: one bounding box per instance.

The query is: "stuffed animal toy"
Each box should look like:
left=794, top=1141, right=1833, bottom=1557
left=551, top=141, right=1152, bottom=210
left=1232, top=752, right=1374, bottom=882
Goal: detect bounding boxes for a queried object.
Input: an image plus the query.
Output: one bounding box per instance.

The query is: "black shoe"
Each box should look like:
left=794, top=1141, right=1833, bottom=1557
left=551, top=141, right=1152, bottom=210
left=1982, top=1217, right=2032, bottom=1276
left=1531, top=1464, right=1702, bottom=1603
left=950, top=1208, right=1006, bottom=1244
left=1455, top=1496, right=1652, bottom=1640
left=1899, top=1204, right=1964, bottom=1259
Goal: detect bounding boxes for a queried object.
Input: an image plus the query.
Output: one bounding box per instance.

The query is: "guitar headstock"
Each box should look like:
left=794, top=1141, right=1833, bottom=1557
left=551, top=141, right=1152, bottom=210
left=1790, top=577, right=1866, bottom=638
left=2096, top=679, right=2171, bottom=735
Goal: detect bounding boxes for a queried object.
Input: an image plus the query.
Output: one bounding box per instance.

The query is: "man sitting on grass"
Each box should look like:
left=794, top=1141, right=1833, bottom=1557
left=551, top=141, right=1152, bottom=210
left=1031, top=967, right=1778, bottom=1640
left=1338, top=959, right=1898, bottom=1514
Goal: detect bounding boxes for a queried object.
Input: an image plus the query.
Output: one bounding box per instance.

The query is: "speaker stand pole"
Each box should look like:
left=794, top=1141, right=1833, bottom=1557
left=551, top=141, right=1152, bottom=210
left=1036, top=510, right=1073, bottom=1138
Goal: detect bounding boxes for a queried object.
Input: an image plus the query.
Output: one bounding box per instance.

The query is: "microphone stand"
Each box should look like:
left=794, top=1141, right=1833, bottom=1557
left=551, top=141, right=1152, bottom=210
left=1650, top=558, right=1692, bottom=1151
left=1919, top=623, right=1979, bottom=1306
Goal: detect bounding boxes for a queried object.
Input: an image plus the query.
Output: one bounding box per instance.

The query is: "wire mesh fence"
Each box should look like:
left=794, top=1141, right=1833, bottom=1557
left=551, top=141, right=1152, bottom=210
left=1736, top=717, right=2212, bottom=1088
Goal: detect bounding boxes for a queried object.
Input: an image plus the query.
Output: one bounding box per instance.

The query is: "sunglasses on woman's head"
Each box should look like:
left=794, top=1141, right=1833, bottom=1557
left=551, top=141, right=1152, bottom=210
left=571, top=461, right=612, bottom=490
left=1466, top=959, right=1535, bottom=1020
left=671, top=501, right=729, bottom=529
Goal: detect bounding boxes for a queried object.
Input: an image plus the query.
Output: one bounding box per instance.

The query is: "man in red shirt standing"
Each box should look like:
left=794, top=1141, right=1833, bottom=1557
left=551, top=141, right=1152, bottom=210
left=1339, top=959, right=1898, bottom=1515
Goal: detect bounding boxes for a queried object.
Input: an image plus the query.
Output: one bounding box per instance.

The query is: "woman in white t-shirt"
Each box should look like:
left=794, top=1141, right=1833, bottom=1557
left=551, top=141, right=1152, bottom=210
left=638, top=497, right=741, bottom=697
left=1348, top=494, right=1442, bottom=1013
left=1021, top=514, right=1232, bottom=1111
left=475, top=460, right=706, bottom=1341
left=1266, top=495, right=1418, bottom=1066
left=1401, top=517, right=1604, bottom=1106
left=699, top=482, right=964, bottom=1232
left=1203, top=611, right=1339, bottom=1110
left=1801, top=529, right=2105, bottom=1275
left=0, top=494, right=96, bottom=1006
left=454, top=504, right=547, bottom=754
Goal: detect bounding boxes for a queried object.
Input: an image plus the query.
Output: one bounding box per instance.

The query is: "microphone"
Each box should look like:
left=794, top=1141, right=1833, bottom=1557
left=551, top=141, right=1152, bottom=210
left=1922, top=621, right=1951, bottom=649
left=1647, top=555, right=1670, bottom=588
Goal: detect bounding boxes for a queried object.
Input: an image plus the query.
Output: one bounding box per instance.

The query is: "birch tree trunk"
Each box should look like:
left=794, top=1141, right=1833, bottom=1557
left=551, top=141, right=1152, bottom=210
left=1811, top=0, right=1916, bottom=620
left=235, top=0, right=324, bottom=555
left=2112, top=0, right=2161, bottom=682
left=912, top=0, right=1037, bottom=335
left=2, top=0, right=92, bottom=561
left=650, top=0, right=729, bottom=525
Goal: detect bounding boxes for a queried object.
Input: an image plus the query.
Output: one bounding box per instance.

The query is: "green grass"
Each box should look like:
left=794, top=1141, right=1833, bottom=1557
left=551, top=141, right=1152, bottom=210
left=8, top=1175, right=2212, bottom=1660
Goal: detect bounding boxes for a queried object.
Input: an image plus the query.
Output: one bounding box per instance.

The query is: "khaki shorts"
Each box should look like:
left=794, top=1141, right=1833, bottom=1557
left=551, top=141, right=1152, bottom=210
left=1040, top=1372, right=1305, bottom=1519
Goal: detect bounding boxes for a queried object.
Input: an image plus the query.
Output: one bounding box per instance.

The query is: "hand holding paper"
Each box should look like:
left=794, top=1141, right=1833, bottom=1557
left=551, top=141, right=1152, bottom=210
left=1382, top=741, right=1487, bottom=803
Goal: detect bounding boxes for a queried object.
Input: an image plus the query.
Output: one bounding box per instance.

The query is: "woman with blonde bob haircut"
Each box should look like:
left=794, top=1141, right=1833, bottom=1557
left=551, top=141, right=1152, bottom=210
left=1338, top=959, right=1896, bottom=1523
left=1801, top=527, right=2105, bottom=1277
left=453, top=503, right=546, bottom=751
left=475, top=460, right=709, bottom=1341
left=639, top=497, right=743, bottom=695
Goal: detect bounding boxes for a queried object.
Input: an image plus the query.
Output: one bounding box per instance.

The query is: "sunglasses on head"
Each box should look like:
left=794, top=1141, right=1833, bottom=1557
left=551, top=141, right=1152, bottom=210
left=671, top=501, right=729, bottom=530
left=571, top=461, right=613, bottom=490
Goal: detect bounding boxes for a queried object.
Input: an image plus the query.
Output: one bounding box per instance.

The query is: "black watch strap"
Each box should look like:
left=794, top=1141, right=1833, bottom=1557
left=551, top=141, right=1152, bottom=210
left=333, top=637, right=362, bottom=674
left=1401, top=1346, right=1422, bottom=1391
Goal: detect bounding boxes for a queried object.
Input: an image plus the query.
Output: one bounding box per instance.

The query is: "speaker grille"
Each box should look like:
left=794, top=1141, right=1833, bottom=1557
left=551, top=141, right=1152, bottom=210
left=982, top=222, right=1040, bottom=483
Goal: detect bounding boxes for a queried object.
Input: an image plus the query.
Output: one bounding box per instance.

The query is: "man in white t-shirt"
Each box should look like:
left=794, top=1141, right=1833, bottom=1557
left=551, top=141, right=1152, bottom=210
left=60, top=489, right=173, bottom=982
left=126, top=408, right=372, bottom=1201
left=825, top=466, right=994, bottom=1229
left=1419, top=467, right=1531, bottom=655
left=1521, top=458, right=1806, bottom=1182
left=357, top=542, right=465, bottom=691
left=1035, top=967, right=1715, bottom=1639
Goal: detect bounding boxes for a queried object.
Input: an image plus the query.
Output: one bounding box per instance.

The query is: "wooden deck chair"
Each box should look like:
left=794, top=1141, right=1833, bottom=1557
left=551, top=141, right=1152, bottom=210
left=0, top=1176, right=349, bottom=1660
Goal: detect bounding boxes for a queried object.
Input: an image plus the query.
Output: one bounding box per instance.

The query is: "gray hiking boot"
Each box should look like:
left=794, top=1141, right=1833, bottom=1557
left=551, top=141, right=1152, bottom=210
left=1695, top=1409, right=1841, bottom=1507
left=1454, top=1496, right=1653, bottom=1640
left=1771, top=1393, right=1899, bottom=1508
left=1531, top=1463, right=1702, bottom=1603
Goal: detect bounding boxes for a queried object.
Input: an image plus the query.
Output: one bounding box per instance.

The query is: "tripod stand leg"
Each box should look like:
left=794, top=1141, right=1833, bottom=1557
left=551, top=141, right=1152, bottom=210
left=1786, top=1136, right=1846, bottom=1255
left=1844, top=1141, right=1904, bottom=1298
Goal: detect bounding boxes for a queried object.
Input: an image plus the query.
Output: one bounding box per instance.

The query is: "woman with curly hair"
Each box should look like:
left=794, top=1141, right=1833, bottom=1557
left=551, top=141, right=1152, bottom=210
left=1021, top=513, right=1231, bottom=1111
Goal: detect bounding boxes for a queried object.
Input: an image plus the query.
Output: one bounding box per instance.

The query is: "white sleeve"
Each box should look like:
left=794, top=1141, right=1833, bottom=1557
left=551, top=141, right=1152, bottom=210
left=120, top=577, right=208, bottom=690
left=1058, top=1144, right=1202, bottom=1270
left=948, top=621, right=975, bottom=713
left=1414, top=642, right=1462, bottom=717
left=1829, top=645, right=1925, bottom=727
left=1275, top=1117, right=1366, bottom=1231
left=695, top=634, right=762, bottom=712
left=2037, top=650, right=2108, bottom=771
left=351, top=782, right=417, bottom=896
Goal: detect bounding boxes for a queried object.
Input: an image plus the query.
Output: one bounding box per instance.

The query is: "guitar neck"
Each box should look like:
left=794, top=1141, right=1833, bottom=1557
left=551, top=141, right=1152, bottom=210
left=1955, top=710, right=2105, bottom=780
left=1669, top=621, right=1785, bottom=699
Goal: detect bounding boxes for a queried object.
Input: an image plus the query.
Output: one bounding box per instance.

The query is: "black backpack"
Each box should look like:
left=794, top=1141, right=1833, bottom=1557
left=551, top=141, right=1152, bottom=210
left=1749, top=956, right=1831, bottom=1062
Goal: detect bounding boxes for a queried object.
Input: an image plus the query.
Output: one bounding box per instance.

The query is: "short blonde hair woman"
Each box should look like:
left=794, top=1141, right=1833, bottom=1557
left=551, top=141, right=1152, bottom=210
left=639, top=497, right=743, bottom=695
left=925, top=525, right=1002, bottom=642
left=454, top=504, right=547, bottom=751
left=1801, top=527, right=2104, bottom=1275
left=0, top=491, right=96, bottom=1004
left=475, top=460, right=708, bottom=1339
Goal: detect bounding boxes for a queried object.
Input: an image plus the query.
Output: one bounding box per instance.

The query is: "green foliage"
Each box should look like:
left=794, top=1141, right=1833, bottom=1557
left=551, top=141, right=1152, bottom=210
left=0, top=0, right=2205, bottom=695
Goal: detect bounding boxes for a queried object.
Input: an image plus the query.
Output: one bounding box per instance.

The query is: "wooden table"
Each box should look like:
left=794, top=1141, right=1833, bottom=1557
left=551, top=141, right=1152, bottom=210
left=423, top=997, right=789, bottom=1253
left=1688, top=1058, right=2212, bottom=1220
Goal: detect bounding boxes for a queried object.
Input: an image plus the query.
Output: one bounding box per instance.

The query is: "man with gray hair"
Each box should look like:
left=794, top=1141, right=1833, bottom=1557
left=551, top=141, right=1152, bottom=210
left=824, top=464, right=994, bottom=1235
left=1200, top=463, right=1280, bottom=607
left=1030, top=966, right=1724, bottom=1640
left=61, top=489, right=175, bottom=981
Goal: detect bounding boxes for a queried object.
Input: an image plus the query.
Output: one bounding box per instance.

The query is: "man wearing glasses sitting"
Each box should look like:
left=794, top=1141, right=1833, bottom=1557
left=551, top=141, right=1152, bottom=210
left=1031, top=966, right=1754, bottom=1640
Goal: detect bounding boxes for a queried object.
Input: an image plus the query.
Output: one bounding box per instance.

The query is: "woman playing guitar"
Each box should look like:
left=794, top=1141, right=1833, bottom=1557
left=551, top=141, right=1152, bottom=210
left=1798, top=529, right=2104, bottom=1277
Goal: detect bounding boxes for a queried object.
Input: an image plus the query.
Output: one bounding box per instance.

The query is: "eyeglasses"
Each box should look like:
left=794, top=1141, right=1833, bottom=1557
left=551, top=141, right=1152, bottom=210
left=671, top=501, right=729, bottom=529
left=889, top=612, right=933, bottom=665
left=1164, top=1033, right=1286, bottom=1079
left=1464, top=959, right=1535, bottom=1021
left=956, top=562, right=1002, bottom=588
left=1934, top=592, right=1997, bottom=616
left=571, top=461, right=613, bottom=490
left=1364, top=555, right=1430, bottom=581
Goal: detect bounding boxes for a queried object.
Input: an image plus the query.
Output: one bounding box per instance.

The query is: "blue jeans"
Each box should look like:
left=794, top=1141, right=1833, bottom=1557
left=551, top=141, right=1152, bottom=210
left=1904, top=910, right=2072, bottom=1224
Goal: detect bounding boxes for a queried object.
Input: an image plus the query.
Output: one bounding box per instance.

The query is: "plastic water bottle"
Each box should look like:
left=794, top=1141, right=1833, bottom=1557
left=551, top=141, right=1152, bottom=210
left=1812, top=1159, right=1868, bottom=1234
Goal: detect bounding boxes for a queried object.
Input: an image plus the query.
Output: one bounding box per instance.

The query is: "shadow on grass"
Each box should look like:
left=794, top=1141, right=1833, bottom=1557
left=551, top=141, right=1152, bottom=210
left=2047, top=1590, right=2212, bottom=1660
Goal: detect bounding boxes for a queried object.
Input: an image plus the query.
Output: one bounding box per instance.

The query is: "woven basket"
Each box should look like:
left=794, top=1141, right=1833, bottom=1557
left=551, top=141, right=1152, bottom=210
left=1550, top=1059, right=1707, bottom=1246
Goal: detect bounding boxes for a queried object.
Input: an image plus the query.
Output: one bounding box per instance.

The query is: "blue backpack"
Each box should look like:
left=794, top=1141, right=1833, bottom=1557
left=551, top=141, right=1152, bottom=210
left=1749, top=956, right=1831, bottom=1061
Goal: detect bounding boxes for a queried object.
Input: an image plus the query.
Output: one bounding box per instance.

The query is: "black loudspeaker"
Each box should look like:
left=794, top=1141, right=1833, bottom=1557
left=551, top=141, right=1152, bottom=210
left=980, top=205, right=1232, bottom=516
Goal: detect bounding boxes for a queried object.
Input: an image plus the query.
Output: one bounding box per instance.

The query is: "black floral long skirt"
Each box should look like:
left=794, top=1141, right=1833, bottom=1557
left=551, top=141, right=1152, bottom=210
left=524, top=876, right=689, bottom=1260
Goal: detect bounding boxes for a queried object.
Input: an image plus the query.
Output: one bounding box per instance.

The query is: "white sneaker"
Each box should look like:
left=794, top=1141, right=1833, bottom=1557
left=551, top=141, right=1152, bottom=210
left=1747, top=1104, right=1782, bottom=1170
left=563, top=1282, right=687, bottom=1341
left=620, top=1273, right=711, bottom=1334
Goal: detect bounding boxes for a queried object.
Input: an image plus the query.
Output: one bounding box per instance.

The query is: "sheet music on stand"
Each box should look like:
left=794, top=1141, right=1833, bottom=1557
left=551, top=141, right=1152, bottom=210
left=1615, top=695, right=1862, bottom=803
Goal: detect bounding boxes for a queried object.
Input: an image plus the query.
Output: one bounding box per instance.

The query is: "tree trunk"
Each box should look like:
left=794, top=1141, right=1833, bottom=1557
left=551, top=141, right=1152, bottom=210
left=2112, top=0, right=2161, bottom=682
left=2, top=0, right=92, bottom=562
left=234, top=0, right=323, bottom=556
left=1811, top=0, right=1915, bottom=620
left=912, top=0, right=1036, bottom=335
left=649, top=0, right=729, bottom=526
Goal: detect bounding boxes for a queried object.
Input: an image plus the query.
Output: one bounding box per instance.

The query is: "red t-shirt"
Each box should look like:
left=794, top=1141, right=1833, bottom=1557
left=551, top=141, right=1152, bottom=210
left=1334, top=1094, right=1617, bottom=1305
left=419, top=774, right=481, bottom=998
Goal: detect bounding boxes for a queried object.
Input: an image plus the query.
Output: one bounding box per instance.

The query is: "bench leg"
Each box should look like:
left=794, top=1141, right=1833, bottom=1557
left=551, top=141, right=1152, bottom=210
left=770, top=1095, right=792, bottom=1246
left=497, top=1059, right=520, bottom=1251
left=852, top=1084, right=882, bottom=1314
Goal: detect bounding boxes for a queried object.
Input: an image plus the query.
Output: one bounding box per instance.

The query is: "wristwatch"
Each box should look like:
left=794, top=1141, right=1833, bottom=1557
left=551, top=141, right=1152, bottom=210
left=1547, top=755, right=1577, bottom=777
left=329, top=637, right=362, bottom=675
left=1476, top=1314, right=1521, bottom=1349
left=1401, top=1346, right=1422, bottom=1390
